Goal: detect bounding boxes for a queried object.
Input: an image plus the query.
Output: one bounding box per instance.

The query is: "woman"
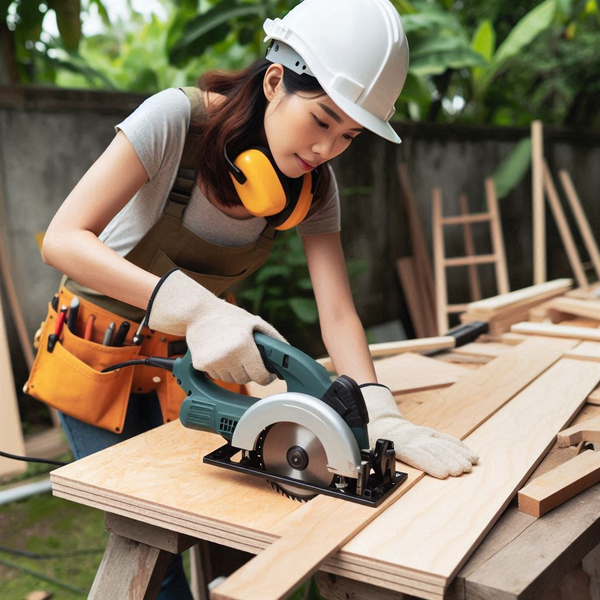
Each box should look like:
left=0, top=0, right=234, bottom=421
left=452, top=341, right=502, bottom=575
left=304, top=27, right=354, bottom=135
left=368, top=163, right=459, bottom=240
left=34, top=0, right=478, bottom=595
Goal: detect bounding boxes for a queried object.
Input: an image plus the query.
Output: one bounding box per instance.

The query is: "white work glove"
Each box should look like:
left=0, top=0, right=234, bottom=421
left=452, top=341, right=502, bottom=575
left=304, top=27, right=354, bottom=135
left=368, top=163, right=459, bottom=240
left=146, top=269, right=287, bottom=385
left=361, top=383, right=479, bottom=479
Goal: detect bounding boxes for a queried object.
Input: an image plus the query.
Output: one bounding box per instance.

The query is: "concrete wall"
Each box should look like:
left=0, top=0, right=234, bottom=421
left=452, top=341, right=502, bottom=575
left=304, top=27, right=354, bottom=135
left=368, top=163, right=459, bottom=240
left=1, top=85, right=599, bottom=346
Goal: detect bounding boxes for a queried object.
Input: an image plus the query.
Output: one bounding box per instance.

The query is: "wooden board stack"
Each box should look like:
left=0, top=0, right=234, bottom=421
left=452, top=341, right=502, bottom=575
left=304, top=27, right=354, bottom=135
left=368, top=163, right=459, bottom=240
left=459, top=279, right=573, bottom=335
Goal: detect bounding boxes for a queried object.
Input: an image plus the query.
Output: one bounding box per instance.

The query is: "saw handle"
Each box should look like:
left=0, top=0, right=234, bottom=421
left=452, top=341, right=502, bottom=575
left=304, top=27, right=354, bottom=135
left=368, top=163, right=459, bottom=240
left=253, top=332, right=332, bottom=398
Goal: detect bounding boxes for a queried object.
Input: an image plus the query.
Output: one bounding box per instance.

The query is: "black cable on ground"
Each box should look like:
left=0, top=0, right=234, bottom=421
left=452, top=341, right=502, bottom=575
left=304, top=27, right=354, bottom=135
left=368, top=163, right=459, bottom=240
left=0, top=450, right=69, bottom=467
left=0, top=545, right=105, bottom=560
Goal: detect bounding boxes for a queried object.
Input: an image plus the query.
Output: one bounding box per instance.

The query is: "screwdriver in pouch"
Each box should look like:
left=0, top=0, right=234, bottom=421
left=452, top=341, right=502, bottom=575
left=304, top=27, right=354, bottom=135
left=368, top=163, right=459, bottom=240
left=47, top=305, right=68, bottom=352
left=67, top=297, right=80, bottom=332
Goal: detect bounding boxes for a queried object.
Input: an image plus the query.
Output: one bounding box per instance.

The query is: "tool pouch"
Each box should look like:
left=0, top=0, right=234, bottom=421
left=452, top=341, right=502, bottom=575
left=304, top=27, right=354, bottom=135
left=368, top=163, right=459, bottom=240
left=26, top=287, right=246, bottom=433
left=26, top=300, right=142, bottom=433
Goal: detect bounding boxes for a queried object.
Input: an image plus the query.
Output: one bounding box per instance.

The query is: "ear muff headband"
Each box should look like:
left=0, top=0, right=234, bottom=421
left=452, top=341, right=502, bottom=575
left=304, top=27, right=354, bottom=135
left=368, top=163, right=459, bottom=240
left=225, top=144, right=318, bottom=231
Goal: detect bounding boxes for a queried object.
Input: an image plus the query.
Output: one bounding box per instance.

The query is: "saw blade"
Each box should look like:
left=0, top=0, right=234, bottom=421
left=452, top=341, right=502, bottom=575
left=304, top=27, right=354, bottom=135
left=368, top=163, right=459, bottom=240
left=261, top=422, right=334, bottom=501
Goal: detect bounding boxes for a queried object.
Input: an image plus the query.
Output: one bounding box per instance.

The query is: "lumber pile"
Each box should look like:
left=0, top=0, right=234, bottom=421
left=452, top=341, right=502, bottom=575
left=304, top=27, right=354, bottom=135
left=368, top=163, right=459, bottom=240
left=459, top=279, right=573, bottom=335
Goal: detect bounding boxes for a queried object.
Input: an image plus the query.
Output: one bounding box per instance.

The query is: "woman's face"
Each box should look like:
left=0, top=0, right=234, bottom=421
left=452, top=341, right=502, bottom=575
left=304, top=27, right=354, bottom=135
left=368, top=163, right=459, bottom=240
left=263, top=64, right=364, bottom=178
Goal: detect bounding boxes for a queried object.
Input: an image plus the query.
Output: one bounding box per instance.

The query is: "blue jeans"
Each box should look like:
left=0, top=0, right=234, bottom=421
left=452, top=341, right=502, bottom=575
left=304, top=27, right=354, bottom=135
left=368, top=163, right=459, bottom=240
left=58, top=392, right=194, bottom=600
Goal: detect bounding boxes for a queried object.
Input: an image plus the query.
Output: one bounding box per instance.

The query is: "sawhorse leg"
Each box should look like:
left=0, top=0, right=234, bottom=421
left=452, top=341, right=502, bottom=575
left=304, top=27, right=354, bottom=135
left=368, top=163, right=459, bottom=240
left=89, top=512, right=199, bottom=600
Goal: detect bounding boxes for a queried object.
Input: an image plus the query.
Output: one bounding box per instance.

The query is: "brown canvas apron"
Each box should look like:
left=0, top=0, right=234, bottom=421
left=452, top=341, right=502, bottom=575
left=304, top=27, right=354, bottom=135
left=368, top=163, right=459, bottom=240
left=27, top=168, right=277, bottom=432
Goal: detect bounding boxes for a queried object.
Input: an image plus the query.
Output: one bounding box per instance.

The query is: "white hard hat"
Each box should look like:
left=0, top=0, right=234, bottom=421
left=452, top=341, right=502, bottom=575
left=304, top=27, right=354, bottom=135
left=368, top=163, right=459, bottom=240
left=263, top=0, right=409, bottom=144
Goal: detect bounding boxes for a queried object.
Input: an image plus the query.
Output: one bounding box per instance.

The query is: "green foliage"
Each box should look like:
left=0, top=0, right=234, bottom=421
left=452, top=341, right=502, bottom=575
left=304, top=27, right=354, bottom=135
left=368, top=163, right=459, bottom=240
left=3, top=0, right=598, bottom=127
left=236, top=231, right=367, bottom=353
left=473, top=0, right=558, bottom=100
left=493, top=138, right=532, bottom=199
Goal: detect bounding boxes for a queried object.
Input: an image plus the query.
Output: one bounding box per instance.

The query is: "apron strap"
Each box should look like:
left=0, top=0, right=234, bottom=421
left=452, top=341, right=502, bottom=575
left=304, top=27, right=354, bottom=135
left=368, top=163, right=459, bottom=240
left=165, top=167, right=196, bottom=219
left=166, top=87, right=206, bottom=222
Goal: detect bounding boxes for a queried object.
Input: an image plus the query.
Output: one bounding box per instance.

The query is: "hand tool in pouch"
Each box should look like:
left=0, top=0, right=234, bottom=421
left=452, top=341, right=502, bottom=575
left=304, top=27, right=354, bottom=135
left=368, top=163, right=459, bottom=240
left=103, top=333, right=407, bottom=506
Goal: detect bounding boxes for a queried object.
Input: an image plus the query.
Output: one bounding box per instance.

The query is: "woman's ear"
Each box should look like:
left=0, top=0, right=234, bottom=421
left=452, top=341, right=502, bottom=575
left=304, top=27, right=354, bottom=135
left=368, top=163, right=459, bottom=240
left=263, top=63, right=285, bottom=102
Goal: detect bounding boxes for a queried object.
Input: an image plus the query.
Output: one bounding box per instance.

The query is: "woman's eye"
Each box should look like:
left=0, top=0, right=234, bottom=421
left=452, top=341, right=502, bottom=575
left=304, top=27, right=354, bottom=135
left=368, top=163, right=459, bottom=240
left=314, top=116, right=328, bottom=129
left=314, top=115, right=354, bottom=141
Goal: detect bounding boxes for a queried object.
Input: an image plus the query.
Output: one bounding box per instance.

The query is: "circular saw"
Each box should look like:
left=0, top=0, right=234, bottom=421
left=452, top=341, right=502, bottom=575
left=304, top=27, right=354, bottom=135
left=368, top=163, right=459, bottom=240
left=174, top=333, right=407, bottom=506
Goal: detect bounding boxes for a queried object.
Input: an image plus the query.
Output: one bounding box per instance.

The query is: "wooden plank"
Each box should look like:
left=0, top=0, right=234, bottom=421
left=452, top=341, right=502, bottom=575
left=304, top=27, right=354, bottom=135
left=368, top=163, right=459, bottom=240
left=532, top=120, right=546, bottom=285
left=543, top=161, right=588, bottom=288
left=587, top=385, right=600, bottom=406
left=452, top=342, right=509, bottom=358
left=512, top=322, right=600, bottom=342
left=0, top=285, right=26, bottom=479
left=557, top=415, right=600, bottom=447
left=340, top=356, right=600, bottom=597
left=311, top=336, right=456, bottom=373
left=501, top=332, right=528, bottom=345
left=445, top=405, right=600, bottom=598
left=396, top=257, right=429, bottom=338
left=441, top=213, right=492, bottom=226
left=432, top=187, right=449, bottom=334
left=486, top=177, right=510, bottom=295
left=518, top=450, right=600, bottom=517
left=567, top=283, right=600, bottom=301
left=400, top=336, right=577, bottom=439
left=549, top=297, right=600, bottom=322
left=564, top=341, right=600, bottom=363
left=467, top=279, right=572, bottom=315
left=372, top=352, right=468, bottom=395
left=397, top=163, right=438, bottom=337
left=444, top=254, right=497, bottom=267
left=0, top=229, right=35, bottom=370
left=459, top=194, right=481, bottom=302
left=0, top=230, right=59, bottom=429
left=559, top=169, right=600, bottom=281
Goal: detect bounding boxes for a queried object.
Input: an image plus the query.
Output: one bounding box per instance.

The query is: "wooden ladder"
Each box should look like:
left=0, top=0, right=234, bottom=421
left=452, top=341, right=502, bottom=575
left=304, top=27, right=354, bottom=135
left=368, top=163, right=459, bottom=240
left=432, top=178, right=510, bottom=334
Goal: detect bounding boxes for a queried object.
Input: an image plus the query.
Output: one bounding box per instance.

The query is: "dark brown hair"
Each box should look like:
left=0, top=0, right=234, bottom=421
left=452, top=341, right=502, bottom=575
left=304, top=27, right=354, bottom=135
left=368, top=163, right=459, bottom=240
left=196, top=57, right=332, bottom=212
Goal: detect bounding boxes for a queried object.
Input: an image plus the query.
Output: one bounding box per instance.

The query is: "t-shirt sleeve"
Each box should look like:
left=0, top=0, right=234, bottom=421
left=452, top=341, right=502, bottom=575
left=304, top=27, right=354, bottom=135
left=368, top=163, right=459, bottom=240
left=114, top=88, right=191, bottom=181
left=296, top=164, right=341, bottom=237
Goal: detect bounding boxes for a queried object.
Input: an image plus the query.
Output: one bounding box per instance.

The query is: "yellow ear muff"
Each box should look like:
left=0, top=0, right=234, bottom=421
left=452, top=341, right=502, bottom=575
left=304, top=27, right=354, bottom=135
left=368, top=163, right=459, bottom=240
left=275, top=174, right=313, bottom=231
left=229, top=149, right=287, bottom=217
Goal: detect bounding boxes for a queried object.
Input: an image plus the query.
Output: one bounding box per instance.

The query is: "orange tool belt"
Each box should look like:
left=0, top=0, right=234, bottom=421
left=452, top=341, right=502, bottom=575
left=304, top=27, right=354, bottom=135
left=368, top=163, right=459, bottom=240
left=25, top=286, right=244, bottom=433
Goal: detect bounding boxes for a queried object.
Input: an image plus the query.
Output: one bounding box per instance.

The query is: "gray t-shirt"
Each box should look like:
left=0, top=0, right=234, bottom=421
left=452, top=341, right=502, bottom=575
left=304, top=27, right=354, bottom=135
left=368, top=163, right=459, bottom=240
left=100, top=88, right=341, bottom=256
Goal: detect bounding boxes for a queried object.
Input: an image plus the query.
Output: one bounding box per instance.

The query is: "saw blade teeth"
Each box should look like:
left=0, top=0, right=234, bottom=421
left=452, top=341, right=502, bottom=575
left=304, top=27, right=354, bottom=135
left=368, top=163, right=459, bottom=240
left=268, top=481, right=309, bottom=503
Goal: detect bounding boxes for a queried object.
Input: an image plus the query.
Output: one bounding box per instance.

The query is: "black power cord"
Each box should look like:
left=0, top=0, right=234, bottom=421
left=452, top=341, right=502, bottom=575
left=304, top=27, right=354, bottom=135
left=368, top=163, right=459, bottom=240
left=2, top=357, right=176, bottom=467
left=0, top=449, right=68, bottom=467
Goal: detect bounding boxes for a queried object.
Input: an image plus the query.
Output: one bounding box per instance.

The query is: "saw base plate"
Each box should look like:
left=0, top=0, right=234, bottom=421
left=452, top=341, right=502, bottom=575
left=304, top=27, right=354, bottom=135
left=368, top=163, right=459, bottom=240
left=203, top=442, right=408, bottom=507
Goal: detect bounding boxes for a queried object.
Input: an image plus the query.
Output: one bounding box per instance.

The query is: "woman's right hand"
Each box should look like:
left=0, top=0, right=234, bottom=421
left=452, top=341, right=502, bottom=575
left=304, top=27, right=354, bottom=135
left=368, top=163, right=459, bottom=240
left=147, top=269, right=287, bottom=385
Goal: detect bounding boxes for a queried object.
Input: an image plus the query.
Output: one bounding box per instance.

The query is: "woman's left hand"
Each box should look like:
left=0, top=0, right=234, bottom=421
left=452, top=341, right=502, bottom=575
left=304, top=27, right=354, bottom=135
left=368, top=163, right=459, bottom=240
left=361, top=383, right=479, bottom=479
